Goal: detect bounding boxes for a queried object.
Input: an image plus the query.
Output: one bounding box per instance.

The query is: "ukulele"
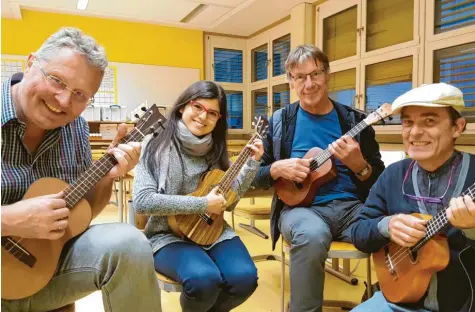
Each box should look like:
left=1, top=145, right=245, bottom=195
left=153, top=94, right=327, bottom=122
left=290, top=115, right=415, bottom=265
left=1, top=105, right=165, bottom=300
left=374, top=182, right=475, bottom=305
left=168, top=117, right=269, bottom=245
left=274, top=103, right=392, bottom=207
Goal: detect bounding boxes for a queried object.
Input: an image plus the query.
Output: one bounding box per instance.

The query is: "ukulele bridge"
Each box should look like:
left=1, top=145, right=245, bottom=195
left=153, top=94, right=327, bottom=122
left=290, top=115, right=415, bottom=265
left=1, top=237, right=37, bottom=268
left=384, top=246, right=398, bottom=278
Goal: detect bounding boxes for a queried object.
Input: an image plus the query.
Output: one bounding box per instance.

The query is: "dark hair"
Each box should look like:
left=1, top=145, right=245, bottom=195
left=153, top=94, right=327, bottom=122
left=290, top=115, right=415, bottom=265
left=447, top=106, right=467, bottom=133
left=143, top=80, right=230, bottom=176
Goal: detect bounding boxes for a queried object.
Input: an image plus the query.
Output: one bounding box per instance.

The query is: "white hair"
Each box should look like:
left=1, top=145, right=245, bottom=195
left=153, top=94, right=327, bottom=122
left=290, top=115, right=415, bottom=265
left=35, top=27, right=108, bottom=71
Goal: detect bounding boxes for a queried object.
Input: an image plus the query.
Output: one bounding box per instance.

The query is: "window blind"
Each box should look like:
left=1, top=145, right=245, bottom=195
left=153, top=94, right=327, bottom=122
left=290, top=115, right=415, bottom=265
left=214, top=48, right=243, bottom=83
left=273, top=34, right=291, bottom=77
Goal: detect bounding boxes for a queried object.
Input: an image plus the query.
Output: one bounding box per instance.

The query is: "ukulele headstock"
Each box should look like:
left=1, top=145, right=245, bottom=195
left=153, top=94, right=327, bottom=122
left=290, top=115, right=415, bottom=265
left=251, top=116, right=269, bottom=138
left=133, top=104, right=167, bottom=139
left=364, top=103, right=392, bottom=126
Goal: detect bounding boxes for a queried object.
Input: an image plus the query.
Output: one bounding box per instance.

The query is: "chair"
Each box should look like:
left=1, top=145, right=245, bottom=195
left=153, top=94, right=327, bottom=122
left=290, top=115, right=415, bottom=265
left=155, top=272, right=183, bottom=311
left=280, top=239, right=372, bottom=312
left=232, top=195, right=272, bottom=239
left=128, top=201, right=183, bottom=310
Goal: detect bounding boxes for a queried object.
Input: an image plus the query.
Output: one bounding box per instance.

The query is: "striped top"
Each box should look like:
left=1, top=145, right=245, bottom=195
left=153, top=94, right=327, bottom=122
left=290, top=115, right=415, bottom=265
left=1, top=74, right=93, bottom=205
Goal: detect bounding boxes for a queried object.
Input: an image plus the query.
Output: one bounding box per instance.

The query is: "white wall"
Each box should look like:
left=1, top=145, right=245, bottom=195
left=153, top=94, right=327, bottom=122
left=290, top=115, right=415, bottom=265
left=2, top=54, right=200, bottom=119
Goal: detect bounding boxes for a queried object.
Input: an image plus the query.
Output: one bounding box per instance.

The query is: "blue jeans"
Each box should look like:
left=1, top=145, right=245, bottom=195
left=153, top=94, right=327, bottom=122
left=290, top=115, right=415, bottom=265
left=352, top=292, right=431, bottom=312
left=154, top=237, right=258, bottom=312
left=2, top=223, right=161, bottom=312
left=279, top=199, right=362, bottom=312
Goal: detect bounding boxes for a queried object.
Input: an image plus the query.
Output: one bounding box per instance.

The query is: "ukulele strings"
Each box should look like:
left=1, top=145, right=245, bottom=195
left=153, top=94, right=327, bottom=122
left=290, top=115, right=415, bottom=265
left=383, top=185, right=475, bottom=271
left=309, top=121, right=368, bottom=171
left=3, top=115, right=157, bottom=257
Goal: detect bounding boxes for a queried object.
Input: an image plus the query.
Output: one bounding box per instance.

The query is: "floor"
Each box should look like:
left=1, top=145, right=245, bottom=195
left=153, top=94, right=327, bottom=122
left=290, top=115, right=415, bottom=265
left=76, top=197, right=375, bottom=312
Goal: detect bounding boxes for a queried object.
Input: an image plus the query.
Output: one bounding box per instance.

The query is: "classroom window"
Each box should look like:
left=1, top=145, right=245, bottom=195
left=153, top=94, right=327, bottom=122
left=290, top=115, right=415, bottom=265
left=323, top=6, right=358, bottom=62
left=328, top=68, right=357, bottom=107
left=251, top=88, right=268, bottom=120
left=366, top=0, right=414, bottom=51
left=252, top=44, right=268, bottom=82
left=433, top=41, right=475, bottom=122
left=365, top=56, right=413, bottom=124
left=226, top=91, right=244, bottom=129
left=273, top=34, right=291, bottom=77
left=272, top=84, right=290, bottom=113
left=214, top=48, right=243, bottom=83
left=434, top=0, right=475, bottom=34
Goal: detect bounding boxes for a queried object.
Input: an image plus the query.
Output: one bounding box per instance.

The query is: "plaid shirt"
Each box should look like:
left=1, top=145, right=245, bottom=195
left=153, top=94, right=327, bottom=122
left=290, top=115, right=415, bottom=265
left=1, top=74, right=93, bottom=205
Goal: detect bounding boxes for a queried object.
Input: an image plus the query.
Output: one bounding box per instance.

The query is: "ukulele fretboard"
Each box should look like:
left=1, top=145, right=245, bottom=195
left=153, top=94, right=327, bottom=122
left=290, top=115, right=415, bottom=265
left=411, top=183, right=475, bottom=253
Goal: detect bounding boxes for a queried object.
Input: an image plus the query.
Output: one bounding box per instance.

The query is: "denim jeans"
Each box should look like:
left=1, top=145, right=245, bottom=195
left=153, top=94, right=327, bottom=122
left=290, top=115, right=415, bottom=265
left=154, top=237, right=258, bottom=312
left=279, top=199, right=362, bottom=312
left=2, top=223, right=161, bottom=312
left=352, top=292, right=432, bottom=312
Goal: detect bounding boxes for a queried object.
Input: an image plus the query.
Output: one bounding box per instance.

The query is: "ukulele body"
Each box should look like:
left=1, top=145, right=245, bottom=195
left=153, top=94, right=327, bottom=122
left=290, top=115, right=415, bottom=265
left=168, top=169, right=238, bottom=246
left=1, top=177, right=92, bottom=300
left=274, top=147, right=337, bottom=207
left=373, top=213, right=450, bottom=303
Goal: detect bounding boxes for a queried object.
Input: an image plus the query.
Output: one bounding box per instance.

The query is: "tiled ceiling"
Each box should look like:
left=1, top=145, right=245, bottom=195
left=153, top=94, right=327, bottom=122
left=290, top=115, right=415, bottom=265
left=2, top=0, right=313, bottom=36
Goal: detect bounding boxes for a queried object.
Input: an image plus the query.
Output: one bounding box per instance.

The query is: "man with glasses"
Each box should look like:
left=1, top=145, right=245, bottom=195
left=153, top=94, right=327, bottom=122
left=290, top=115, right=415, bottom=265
left=351, top=83, right=475, bottom=312
left=252, top=44, right=385, bottom=312
left=1, top=28, right=161, bottom=311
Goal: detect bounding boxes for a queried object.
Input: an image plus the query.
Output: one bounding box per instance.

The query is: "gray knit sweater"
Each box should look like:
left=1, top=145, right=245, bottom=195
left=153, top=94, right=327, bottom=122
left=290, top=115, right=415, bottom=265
left=133, top=139, right=260, bottom=253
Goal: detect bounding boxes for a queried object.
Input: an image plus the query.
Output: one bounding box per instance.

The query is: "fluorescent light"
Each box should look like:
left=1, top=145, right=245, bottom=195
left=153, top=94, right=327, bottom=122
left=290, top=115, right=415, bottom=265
left=77, top=0, right=89, bottom=10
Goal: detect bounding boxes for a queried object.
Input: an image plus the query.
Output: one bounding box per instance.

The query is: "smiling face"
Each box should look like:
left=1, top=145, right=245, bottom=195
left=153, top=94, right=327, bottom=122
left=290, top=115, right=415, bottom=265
left=401, top=106, right=466, bottom=170
left=16, top=48, right=103, bottom=130
left=180, top=98, right=220, bottom=136
left=289, top=58, right=330, bottom=111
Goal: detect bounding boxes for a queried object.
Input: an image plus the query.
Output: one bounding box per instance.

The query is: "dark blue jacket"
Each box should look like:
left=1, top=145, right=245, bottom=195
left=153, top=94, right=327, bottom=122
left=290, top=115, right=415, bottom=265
left=252, top=100, right=385, bottom=249
left=351, top=155, right=475, bottom=312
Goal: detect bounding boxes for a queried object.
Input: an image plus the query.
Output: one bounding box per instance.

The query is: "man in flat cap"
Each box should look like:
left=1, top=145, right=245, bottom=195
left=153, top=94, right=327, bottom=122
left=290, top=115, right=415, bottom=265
left=351, top=83, right=475, bottom=312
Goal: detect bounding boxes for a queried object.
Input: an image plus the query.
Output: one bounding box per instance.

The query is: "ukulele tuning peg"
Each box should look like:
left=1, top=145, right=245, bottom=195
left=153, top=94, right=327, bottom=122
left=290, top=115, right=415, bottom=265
left=149, top=126, right=156, bottom=133
left=153, top=131, right=159, bottom=137
left=141, top=107, right=147, bottom=112
left=134, top=113, right=140, bottom=119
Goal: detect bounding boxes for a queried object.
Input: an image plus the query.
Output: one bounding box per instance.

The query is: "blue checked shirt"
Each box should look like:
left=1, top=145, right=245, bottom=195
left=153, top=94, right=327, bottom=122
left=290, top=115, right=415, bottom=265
left=1, top=74, right=93, bottom=205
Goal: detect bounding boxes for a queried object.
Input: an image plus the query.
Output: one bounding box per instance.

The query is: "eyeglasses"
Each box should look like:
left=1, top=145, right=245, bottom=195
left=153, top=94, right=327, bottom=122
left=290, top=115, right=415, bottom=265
left=290, top=69, right=326, bottom=84
left=33, top=58, right=94, bottom=105
left=402, top=155, right=461, bottom=204
left=189, top=100, right=222, bottom=121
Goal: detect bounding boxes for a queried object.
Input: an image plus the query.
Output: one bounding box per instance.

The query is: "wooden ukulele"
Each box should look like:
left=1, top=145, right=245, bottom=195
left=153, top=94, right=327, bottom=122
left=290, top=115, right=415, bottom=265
left=374, top=183, right=475, bottom=304
left=274, top=104, right=392, bottom=207
left=168, top=117, right=269, bottom=246
left=1, top=105, right=165, bottom=300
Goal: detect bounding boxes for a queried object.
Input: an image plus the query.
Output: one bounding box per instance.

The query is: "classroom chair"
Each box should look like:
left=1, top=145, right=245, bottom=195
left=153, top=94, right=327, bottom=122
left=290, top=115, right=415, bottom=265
left=280, top=239, right=372, bottom=312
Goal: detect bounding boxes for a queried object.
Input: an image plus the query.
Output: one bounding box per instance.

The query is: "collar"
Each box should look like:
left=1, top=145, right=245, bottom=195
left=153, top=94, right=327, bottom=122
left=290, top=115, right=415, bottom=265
left=416, top=151, right=461, bottom=176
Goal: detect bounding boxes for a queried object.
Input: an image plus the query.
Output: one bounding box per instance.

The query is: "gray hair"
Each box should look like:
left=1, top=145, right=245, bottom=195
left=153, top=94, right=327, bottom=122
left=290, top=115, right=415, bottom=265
left=285, top=44, right=330, bottom=80
left=35, top=27, right=108, bottom=71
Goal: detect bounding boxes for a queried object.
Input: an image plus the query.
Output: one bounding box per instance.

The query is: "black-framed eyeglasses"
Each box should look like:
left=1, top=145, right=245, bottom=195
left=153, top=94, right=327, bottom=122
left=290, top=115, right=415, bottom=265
left=33, top=58, right=94, bottom=105
left=402, top=155, right=461, bottom=204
